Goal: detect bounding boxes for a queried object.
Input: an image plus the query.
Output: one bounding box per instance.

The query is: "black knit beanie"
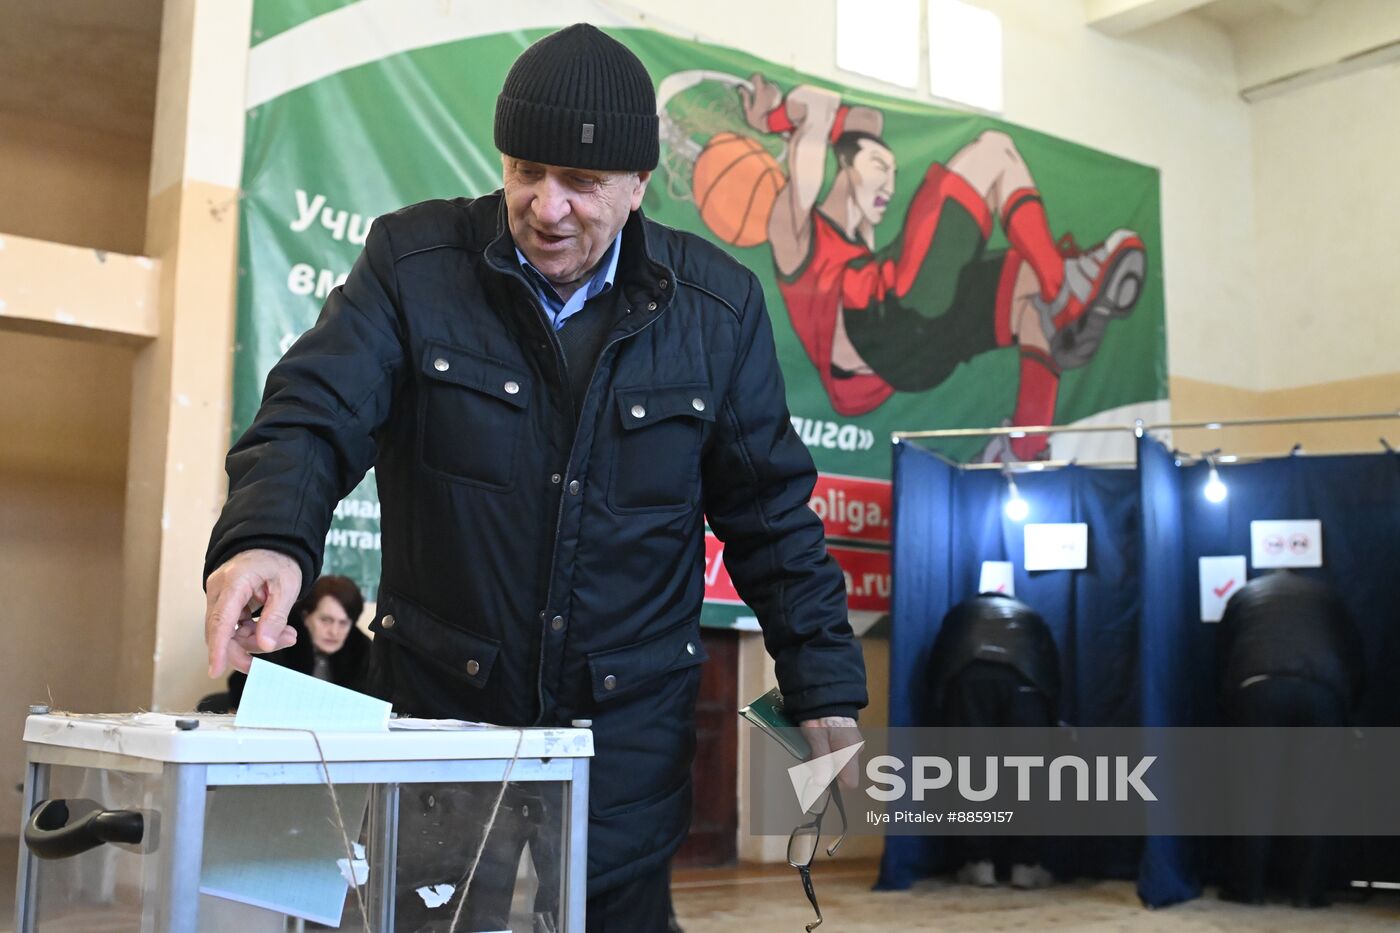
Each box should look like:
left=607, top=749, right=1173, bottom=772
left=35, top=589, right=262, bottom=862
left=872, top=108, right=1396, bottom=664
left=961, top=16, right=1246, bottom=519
left=495, top=24, right=659, bottom=172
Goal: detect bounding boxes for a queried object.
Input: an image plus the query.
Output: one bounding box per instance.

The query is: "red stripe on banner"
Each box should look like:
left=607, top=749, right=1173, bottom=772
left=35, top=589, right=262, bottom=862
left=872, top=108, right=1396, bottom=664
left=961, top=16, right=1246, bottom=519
left=703, top=533, right=744, bottom=605
left=704, top=533, right=891, bottom=613
left=809, top=473, right=892, bottom=544
left=828, top=544, right=892, bottom=613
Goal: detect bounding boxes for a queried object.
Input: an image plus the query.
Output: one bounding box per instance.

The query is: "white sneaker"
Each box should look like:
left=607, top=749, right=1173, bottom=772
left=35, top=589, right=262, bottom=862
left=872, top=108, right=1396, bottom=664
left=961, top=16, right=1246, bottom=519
left=1010, top=863, right=1054, bottom=889
left=1032, top=229, right=1146, bottom=371
left=956, top=859, right=997, bottom=887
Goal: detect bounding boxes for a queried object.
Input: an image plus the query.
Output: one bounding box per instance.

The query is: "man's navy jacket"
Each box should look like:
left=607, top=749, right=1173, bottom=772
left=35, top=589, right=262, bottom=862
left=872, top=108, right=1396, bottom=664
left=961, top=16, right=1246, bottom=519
left=205, top=193, right=867, bottom=893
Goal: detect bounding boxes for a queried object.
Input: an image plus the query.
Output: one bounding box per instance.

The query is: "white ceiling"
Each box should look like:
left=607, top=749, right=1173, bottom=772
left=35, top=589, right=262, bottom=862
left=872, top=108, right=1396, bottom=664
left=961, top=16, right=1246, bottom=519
left=1195, top=0, right=1323, bottom=31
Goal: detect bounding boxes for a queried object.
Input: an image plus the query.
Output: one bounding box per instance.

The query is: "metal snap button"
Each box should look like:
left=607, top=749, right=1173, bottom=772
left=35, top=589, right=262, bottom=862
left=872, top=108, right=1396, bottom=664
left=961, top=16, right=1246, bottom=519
left=433, top=358, right=449, bottom=372
left=659, top=279, right=669, bottom=289
left=504, top=380, right=520, bottom=395
left=551, top=615, right=564, bottom=631
left=381, top=615, right=396, bottom=629
left=550, top=473, right=562, bottom=484
left=647, top=301, right=657, bottom=311
left=603, top=674, right=617, bottom=691
left=631, top=404, right=646, bottom=419
left=686, top=642, right=696, bottom=655
left=466, top=659, right=480, bottom=676
left=568, top=480, right=581, bottom=495
left=691, top=398, right=705, bottom=412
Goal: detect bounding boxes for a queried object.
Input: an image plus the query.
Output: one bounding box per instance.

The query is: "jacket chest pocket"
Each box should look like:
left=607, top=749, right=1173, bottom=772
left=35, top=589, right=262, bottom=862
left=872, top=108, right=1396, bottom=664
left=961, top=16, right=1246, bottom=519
left=608, top=383, right=715, bottom=512
left=417, top=342, right=531, bottom=490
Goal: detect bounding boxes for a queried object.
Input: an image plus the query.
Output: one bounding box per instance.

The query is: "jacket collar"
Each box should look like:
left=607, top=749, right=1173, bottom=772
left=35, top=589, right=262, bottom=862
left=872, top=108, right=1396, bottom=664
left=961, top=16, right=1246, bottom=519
left=478, top=190, right=675, bottom=319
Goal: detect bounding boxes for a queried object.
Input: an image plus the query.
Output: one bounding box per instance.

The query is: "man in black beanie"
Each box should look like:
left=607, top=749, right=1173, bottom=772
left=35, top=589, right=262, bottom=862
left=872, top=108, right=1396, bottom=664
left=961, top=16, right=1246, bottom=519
left=203, top=23, right=867, bottom=931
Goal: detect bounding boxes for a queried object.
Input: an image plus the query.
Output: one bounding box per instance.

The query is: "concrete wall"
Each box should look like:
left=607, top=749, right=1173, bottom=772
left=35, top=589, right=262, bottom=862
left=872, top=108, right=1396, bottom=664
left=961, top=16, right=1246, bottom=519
left=1250, top=59, right=1400, bottom=391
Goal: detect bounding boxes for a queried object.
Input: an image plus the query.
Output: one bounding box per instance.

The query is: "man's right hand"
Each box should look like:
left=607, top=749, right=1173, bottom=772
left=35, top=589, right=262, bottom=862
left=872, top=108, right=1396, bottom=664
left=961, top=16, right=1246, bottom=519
left=204, top=549, right=303, bottom=678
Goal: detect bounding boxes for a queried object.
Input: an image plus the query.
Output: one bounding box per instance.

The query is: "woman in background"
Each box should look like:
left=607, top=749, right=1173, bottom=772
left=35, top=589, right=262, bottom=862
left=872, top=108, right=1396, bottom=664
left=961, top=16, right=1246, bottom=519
left=224, top=574, right=371, bottom=707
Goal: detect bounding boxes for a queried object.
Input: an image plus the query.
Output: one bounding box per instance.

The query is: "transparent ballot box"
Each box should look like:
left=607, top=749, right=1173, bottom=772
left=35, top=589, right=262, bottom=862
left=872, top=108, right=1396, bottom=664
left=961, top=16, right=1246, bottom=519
left=14, top=712, right=592, bottom=932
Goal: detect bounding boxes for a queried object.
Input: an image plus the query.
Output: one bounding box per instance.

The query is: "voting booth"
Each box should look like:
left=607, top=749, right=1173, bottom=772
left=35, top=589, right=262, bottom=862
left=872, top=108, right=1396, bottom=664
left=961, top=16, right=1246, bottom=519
left=878, top=418, right=1400, bottom=905
left=15, top=711, right=593, bottom=932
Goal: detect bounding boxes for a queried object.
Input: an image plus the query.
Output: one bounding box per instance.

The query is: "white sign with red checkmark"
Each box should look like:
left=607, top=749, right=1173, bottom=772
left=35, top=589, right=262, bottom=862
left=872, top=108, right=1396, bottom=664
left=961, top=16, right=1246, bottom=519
left=978, top=560, right=1015, bottom=597
left=1250, top=519, right=1323, bottom=569
left=1199, top=555, right=1247, bottom=622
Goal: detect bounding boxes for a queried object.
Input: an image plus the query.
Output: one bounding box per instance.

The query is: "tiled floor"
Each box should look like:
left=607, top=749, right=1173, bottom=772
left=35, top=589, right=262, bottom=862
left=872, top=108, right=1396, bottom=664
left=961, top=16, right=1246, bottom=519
left=672, top=859, right=1400, bottom=932
left=5, top=842, right=1398, bottom=931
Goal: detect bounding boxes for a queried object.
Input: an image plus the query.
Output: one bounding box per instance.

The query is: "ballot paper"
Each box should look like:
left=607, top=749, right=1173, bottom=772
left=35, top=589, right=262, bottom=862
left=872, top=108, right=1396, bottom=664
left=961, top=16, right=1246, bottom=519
left=234, top=658, right=391, bottom=732
left=388, top=717, right=491, bottom=730
left=202, top=661, right=390, bottom=921
left=200, top=783, right=370, bottom=925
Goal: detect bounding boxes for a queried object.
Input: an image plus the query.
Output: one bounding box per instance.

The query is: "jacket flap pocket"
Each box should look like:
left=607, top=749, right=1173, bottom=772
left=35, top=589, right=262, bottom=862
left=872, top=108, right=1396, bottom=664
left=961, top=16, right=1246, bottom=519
left=615, top=384, right=715, bottom=431
left=421, top=342, right=530, bottom=409
left=370, top=589, right=501, bottom=688
left=586, top=621, right=709, bottom=702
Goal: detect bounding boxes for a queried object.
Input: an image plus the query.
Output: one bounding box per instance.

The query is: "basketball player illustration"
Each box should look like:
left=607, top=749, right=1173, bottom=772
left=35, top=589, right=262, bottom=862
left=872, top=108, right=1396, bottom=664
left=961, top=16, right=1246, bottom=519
left=717, top=74, right=1148, bottom=460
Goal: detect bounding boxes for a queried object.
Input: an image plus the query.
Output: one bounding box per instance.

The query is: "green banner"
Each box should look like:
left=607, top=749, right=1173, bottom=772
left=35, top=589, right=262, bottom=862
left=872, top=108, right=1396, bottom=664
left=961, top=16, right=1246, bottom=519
left=237, top=5, right=1165, bottom=627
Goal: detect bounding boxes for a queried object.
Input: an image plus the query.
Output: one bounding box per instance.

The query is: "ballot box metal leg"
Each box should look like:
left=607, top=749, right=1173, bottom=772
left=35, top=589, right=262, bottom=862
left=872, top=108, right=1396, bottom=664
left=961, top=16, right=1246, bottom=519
left=563, top=758, right=589, bottom=933
left=155, top=763, right=207, bottom=933
left=368, top=781, right=400, bottom=930
left=14, top=758, right=47, bottom=933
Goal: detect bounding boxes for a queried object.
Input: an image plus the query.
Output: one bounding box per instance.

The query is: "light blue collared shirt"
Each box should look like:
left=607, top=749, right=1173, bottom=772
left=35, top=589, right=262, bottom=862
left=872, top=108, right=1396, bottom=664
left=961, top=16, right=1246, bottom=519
left=515, top=233, right=621, bottom=331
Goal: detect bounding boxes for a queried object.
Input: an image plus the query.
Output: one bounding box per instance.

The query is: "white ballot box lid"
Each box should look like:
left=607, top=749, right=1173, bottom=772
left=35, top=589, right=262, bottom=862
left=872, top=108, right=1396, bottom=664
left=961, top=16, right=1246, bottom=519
left=22, top=712, right=593, bottom=764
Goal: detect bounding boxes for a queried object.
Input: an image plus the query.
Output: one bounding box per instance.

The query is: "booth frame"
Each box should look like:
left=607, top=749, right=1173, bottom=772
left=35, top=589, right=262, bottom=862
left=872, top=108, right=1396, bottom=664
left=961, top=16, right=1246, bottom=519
left=891, top=409, right=1400, bottom=467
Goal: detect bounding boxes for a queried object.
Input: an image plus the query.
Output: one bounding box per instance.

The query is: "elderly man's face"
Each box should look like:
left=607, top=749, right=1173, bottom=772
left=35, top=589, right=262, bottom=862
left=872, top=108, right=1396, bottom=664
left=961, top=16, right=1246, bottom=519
left=502, top=156, right=650, bottom=292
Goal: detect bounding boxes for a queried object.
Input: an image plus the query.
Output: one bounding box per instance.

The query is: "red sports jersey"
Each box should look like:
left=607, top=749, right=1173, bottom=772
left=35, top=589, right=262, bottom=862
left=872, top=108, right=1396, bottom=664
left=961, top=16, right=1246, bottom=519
left=776, top=211, right=896, bottom=417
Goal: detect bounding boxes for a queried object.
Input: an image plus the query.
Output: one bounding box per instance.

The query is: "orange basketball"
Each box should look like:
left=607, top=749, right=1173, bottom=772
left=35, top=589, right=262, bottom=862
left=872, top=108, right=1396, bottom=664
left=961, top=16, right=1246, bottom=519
left=692, top=132, right=785, bottom=248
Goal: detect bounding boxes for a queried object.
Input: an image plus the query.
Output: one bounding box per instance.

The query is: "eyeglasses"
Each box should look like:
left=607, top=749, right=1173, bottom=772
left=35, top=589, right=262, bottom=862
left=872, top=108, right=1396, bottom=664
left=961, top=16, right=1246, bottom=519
left=786, top=786, right=848, bottom=932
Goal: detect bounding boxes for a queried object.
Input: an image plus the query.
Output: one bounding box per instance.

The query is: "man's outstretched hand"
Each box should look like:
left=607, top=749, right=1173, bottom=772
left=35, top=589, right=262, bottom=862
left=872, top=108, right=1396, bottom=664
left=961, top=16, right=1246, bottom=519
left=204, top=548, right=302, bottom=678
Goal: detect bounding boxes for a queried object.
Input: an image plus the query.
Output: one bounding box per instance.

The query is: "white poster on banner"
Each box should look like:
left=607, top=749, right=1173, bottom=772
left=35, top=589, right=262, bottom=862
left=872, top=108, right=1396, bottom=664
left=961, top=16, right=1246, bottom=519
left=1024, top=523, right=1089, bottom=571
left=1251, top=520, right=1323, bottom=569
left=1198, top=556, right=1247, bottom=622
left=978, top=561, right=1016, bottom=596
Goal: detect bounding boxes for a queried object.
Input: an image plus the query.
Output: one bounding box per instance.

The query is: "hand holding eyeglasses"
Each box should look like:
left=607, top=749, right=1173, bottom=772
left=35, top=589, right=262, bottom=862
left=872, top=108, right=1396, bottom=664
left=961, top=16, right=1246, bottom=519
left=789, top=716, right=861, bottom=930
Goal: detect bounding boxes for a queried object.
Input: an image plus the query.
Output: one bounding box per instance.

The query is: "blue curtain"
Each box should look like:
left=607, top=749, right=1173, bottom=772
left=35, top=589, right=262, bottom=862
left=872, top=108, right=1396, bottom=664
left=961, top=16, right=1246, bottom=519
left=879, top=437, right=1400, bottom=899
left=878, top=441, right=1142, bottom=889
left=876, top=440, right=953, bottom=889
left=1135, top=435, right=1202, bottom=906
left=1136, top=437, right=1400, bottom=905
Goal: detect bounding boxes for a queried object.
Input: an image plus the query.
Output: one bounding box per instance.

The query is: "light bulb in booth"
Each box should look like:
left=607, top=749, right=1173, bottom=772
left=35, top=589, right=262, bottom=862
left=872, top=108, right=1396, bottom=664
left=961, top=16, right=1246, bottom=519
left=1004, top=478, right=1030, bottom=521
left=1204, top=467, right=1228, bottom=503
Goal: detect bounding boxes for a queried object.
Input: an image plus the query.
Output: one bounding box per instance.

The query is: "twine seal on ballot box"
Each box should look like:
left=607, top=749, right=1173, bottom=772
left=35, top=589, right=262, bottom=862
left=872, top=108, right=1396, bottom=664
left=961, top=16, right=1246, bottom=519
left=257, top=723, right=527, bottom=933
left=448, top=727, right=527, bottom=933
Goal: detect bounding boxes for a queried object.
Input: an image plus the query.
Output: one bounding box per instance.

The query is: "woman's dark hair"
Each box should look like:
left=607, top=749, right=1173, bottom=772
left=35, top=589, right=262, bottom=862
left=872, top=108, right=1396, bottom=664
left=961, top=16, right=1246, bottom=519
left=294, top=575, right=365, bottom=627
